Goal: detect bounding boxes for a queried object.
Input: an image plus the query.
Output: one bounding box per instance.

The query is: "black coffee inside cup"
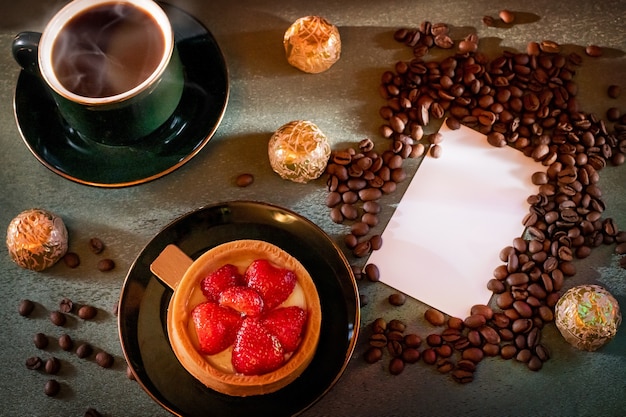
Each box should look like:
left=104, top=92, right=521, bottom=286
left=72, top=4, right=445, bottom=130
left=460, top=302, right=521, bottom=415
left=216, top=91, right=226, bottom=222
left=52, top=3, right=165, bottom=98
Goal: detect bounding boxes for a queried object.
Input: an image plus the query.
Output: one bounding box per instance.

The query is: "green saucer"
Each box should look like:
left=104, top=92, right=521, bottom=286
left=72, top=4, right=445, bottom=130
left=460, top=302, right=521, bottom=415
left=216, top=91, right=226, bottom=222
left=13, top=2, right=229, bottom=187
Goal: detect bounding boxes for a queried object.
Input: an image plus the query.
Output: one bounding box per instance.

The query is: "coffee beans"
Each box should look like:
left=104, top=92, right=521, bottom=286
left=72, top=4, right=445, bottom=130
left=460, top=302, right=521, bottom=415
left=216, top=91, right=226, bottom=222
left=19, top=299, right=35, bottom=316
left=88, top=237, right=105, bottom=254
left=97, top=258, right=115, bottom=272
left=34, top=333, right=49, bottom=349
left=77, top=305, right=98, bottom=320
left=95, top=351, right=114, bottom=368
left=49, top=311, right=67, bottom=326
left=63, top=252, right=80, bottom=268
left=235, top=173, right=254, bottom=187
left=44, top=379, right=60, bottom=397
left=424, top=308, right=445, bottom=326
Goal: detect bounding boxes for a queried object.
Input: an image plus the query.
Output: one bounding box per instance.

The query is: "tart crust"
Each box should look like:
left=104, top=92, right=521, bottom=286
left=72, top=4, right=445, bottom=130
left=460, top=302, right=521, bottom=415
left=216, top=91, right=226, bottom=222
left=167, top=239, right=322, bottom=396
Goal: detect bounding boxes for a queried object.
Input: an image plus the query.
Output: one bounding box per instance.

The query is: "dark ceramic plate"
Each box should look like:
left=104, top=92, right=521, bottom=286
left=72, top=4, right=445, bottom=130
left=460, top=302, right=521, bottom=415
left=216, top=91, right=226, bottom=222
left=118, top=201, right=360, bottom=417
left=12, top=2, right=229, bottom=187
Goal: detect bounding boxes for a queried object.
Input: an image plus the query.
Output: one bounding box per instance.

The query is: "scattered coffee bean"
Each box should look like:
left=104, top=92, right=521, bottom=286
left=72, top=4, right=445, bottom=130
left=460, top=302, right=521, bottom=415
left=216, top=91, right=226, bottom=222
left=424, top=308, right=446, bottom=326
left=235, top=173, right=254, bottom=187
left=585, top=44, right=603, bottom=57
left=25, top=356, right=43, bottom=370
left=97, top=258, right=115, bottom=272
left=499, top=9, right=515, bottom=24
left=34, top=333, right=48, bottom=349
left=126, top=365, right=136, bottom=380
left=76, top=343, right=93, bottom=359
left=451, top=369, right=474, bottom=384
left=89, top=237, right=105, bottom=254
left=78, top=305, right=98, bottom=320
left=95, top=351, right=114, bottom=368
left=59, top=298, right=73, bottom=313
left=388, top=293, right=407, bottom=306
left=44, top=379, right=60, bottom=397
left=45, top=357, right=61, bottom=375
left=63, top=252, right=80, bottom=268
left=607, top=85, right=621, bottom=99
left=482, top=15, right=495, bottom=27
left=58, top=334, right=73, bottom=351
left=364, top=263, right=380, bottom=282
left=18, top=299, right=35, bottom=316
left=389, top=357, right=405, bottom=375
left=49, top=311, right=66, bottom=326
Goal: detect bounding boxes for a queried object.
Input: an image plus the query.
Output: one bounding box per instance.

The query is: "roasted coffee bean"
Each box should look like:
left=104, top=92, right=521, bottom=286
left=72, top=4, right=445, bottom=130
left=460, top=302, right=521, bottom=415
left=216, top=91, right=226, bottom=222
left=499, top=9, right=515, bottom=23
left=512, top=318, right=533, bottom=334
left=482, top=15, right=496, bottom=27
left=462, top=347, right=484, bottom=363
left=451, top=369, right=474, bottom=384
left=89, top=237, right=106, bottom=254
left=95, top=351, right=114, bottom=368
left=63, top=252, right=80, bottom=268
left=404, top=333, right=422, bottom=348
left=441, top=328, right=462, bottom=343
left=535, top=344, right=551, bottom=362
left=389, top=357, right=405, bottom=375
left=126, top=365, right=136, bottom=380
left=58, top=334, right=73, bottom=351
left=351, top=221, right=370, bottom=237
left=25, top=356, right=43, bottom=370
left=388, top=319, right=406, bottom=333
left=359, top=188, right=382, bottom=201
left=364, top=264, right=380, bottom=282
left=435, top=344, right=453, bottom=358
left=470, top=304, right=494, bottom=320
left=447, top=317, right=464, bottom=330
left=388, top=293, right=407, bottom=306
left=585, top=45, right=603, bottom=57
left=364, top=346, right=383, bottom=363
left=479, top=325, right=501, bottom=345
left=49, top=311, right=66, bottom=326
left=369, top=333, right=388, bottom=348
left=78, top=305, right=98, bottom=320
left=369, top=234, right=383, bottom=251
left=464, top=314, right=487, bottom=329
left=387, top=330, right=404, bottom=342
left=76, top=343, right=93, bottom=359
left=58, top=298, right=73, bottom=314
left=402, top=347, right=421, bottom=363
left=45, top=357, right=61, bottom=374
left=372, top=317, right=387, bottom=333
left=97, top=259, right=115, bottom=272
left=429, top=144, right=443, bottom=158
left=44, top=379, right=60, bottom=397
left=500, top=344, right=518, bottom=360
left=516, top=348, right=532, bottom=363
left=426, top=334, right=443, bottom=347
left=18, top=299, right=35, bottom=316
left=608, top=84, right=621, bottom=99
left=436, top=358, right=454, bottom=373
left=353, top=240, right=372, bottom=257
left=422, top=348, right=437, bottom=365
left=387, top=340, right=403, bottom=357
left=456, top=359, right=477, bottom=372
left=424, top=308, right=446, bottom=326
left=34, top=333, right=48, bottom=349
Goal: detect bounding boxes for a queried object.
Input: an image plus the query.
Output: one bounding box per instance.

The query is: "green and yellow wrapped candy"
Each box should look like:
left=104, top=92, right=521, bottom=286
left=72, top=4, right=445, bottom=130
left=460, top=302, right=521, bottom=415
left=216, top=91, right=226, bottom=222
left=555, top=284, right=622, bottom=351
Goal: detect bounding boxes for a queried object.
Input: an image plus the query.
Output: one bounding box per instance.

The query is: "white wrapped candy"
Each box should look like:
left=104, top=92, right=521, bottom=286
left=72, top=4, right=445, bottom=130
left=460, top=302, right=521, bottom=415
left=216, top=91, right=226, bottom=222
left=284, top=16, right=341, bottom=73
left=268, top=120, right=331, bottom=183
left=555, top=284, right=622, bottom=351
left=6, top=208, right=68, bottom=271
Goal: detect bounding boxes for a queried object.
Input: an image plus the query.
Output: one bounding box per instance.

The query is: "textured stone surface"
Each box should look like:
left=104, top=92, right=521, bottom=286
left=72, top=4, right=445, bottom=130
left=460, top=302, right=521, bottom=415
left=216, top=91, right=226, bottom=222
left=0, top=0, right=624, bottom=416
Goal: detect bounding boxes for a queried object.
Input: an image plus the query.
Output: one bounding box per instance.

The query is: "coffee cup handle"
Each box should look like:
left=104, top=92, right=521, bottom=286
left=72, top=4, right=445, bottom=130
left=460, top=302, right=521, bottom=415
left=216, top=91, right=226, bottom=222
left=12, top=31, right=42, bottom=75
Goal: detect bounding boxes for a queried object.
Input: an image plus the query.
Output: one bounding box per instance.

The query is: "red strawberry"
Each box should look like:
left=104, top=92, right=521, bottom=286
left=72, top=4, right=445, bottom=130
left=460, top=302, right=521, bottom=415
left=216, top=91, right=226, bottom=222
left=244, top=259, right=297, bottom=310
left=191, top=301, right=242, bottom=355
left=262, top=306, right=308, bottom=353
left=200, top=264, right=243, bottom=301
left=218, top=286, right=264, bottom=317
left=232, top=317, right=284, bottom=375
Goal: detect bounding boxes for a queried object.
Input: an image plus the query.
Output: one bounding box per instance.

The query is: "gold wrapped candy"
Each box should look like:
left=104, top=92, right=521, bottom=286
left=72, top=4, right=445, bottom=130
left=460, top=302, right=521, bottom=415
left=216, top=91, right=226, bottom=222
left=6, top=208, right=68, bottom=271
left=268, top=120, right=331, bottom=183
left=555, top=284, right=622, bottom=351
left=284, top=16, right=341, bottom=73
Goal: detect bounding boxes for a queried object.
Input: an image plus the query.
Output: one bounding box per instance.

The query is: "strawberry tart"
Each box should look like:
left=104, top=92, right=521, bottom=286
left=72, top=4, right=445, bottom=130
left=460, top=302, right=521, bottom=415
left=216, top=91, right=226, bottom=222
left=167, top=239, right=322, bottom=396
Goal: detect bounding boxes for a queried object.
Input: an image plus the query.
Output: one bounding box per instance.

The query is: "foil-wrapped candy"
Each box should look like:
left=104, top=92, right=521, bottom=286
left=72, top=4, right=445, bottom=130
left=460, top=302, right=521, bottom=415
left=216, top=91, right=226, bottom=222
left=268, top=120, right=331, bottom=183
left=284, top=16, right=341, bottom=73
left=6, top=208, right=68, bottom=271
left=555, top=284, right=622, bottom=351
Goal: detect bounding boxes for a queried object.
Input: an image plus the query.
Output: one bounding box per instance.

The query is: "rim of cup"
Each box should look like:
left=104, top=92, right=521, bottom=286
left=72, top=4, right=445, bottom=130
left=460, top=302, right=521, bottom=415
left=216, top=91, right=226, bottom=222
left=38, top=0, right=174, bottom=105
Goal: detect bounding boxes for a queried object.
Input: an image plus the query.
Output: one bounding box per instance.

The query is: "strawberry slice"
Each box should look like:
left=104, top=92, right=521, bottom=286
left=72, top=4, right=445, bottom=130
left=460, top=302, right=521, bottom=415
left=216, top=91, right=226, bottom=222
left=262, top=306, right=308, bottom=353
left=200, top=264, right=243, bottom=301
left=244, top=259, right=297, bottom=310
left=218, top=286, right=264, bottom=317
left=191, top=301, right=243, bottom=355
left=232, top=317, right=284, bottom=375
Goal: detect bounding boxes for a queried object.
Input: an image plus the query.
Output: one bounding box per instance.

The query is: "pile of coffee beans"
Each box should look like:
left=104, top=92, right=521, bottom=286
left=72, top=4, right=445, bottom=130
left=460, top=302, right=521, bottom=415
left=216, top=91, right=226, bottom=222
left=337, top=18, right=624, bottom=382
